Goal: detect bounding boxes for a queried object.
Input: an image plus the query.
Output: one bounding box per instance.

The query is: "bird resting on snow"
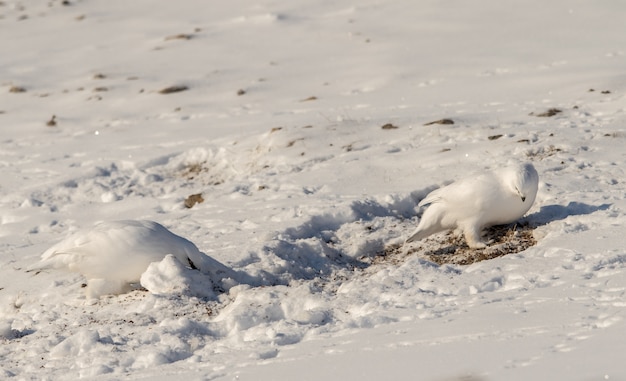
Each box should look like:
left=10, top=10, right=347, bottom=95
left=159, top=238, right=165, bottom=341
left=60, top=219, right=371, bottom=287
left=33, top=220, right=234, bottom=298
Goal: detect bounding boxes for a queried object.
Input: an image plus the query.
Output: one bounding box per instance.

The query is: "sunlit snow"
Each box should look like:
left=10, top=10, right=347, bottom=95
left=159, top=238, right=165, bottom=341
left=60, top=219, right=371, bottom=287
left=1, top=0, right=625, bottom=380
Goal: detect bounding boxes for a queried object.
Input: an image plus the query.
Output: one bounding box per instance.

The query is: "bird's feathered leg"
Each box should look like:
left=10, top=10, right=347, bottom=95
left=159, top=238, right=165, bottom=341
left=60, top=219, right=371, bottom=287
left=462, top=222, right=487, bottom=249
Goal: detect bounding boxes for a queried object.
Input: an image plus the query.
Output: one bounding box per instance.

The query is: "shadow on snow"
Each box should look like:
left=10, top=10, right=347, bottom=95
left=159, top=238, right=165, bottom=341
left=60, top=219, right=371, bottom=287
left=525, top=202, right=612, bottom=227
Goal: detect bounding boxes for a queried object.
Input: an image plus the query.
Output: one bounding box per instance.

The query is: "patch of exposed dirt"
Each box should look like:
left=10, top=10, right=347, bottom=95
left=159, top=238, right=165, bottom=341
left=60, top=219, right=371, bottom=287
left=424, top=118, right=454, bottom=126
left=530, top=108, right=562, bottom=117
left=381, top=123, right=399, bottom=130
left=184, top=193, right=204, bottom=208
left=376, top=223, right=536, bottom=266
left=525, top=145, right=563, bottom=159
left=159, top=85, right=189, bottom=94
left=181, top=162, right=206, bottom=180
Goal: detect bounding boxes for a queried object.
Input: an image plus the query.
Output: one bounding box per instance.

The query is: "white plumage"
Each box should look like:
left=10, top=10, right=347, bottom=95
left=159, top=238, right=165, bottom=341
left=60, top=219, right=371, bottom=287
left=406, top=163, right=539, bottom=248
left=36, top=220, right=234, bottom=298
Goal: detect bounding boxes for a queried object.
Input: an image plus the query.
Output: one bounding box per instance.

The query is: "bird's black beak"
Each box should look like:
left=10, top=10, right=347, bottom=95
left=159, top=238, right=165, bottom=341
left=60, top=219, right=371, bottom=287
left=521, top=196, right=526, bottom=202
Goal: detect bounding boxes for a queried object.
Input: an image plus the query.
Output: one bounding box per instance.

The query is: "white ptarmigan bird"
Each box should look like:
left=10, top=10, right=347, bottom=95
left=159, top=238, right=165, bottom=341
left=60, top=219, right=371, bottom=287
left=406, top=163, right=539, bottom=249
left=35, top=220, right=235, bottom=298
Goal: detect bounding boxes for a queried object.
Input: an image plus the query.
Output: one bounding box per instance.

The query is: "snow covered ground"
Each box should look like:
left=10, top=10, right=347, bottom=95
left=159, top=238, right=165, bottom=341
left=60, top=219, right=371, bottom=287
left=1, top=0, right=625, bottom=379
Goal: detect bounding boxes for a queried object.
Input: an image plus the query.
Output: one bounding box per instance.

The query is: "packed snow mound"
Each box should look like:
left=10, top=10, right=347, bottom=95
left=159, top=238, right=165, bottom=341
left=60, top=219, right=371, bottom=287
left=140, top=254, right=219, bottom=299
left=406, top=162, right=539, bottom=248
left=34, top=220, right=235, bottom=298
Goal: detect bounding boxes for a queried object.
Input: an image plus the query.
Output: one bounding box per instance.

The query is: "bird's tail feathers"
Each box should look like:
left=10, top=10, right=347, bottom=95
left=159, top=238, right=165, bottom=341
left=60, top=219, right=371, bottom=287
left=405, top=228, right=431, bottom=244
left=418, top=191, right=442, bottom=207
left=26, top=250, right=75, bottom=273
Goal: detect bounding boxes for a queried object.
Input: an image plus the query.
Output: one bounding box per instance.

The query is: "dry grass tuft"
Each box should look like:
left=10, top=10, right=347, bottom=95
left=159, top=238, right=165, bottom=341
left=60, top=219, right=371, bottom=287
left=424, top=118, right=454, bottom=126
left=46, top=115, right=57, bottom=127
left=165, top=33, right=193, bottom=41
left=179, top=162, right=224, bottom=186
left=184, top=193, right=204, bottom=209
left=525, top=145, right=563, bottom=159
left=530, top=108, right=562, bottom=117
left=181, top=162, right=205, bottom=180
left=9, top=86, right=27, bottom=93
left=159, top=85, right=189, bottom=94
left=381, top=123, right=399, bottom=130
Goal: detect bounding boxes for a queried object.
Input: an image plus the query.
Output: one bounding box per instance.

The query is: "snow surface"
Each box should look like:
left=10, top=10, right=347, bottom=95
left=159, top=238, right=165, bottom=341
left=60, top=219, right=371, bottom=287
left=1, top=0, right=626, bottom=380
